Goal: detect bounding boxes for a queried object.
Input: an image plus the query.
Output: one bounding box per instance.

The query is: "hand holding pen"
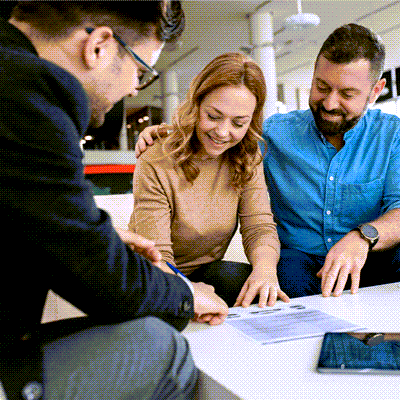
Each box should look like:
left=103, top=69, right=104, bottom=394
left=166, top=262, right=229, bottom=325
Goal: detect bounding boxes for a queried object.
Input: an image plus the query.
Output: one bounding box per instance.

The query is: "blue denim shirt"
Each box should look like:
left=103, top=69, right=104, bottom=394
left=263, top=109, right=400, bottom=256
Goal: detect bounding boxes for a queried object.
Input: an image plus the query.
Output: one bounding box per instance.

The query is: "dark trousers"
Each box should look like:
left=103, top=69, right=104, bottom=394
left=188, top=260, right=252, bottom=307
left=2, top=316, right=198, bottom=400
left=277, top=245, right=400, bottom=298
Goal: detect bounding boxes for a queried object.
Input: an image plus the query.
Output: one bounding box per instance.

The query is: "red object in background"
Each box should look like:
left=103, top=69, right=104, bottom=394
left=84, top=164, right=136, bottom=195
left=84, top=164, right=136, bottom=174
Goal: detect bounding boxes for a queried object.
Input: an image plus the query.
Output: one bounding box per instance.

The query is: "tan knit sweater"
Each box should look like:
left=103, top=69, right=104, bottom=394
left=129, top=141, right=280, bottom=275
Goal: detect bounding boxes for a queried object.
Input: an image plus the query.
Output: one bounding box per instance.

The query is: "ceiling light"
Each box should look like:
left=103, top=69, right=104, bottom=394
left=285, top=0, right=320, bottom=30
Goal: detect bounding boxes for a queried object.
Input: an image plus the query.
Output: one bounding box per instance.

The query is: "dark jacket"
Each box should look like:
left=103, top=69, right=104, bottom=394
left=0, top=19, right=194, bottom=399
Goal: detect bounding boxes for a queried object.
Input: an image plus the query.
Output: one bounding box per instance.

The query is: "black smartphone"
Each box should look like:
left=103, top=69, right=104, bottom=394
left=317, top=332, right=400, bottom=375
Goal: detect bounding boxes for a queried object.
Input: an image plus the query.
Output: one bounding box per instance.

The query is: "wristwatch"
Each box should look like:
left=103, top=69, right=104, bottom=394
left=347, top=332, right=400, bottom=346
left=355, top=224, right=379, bottom=250
left=362, top=333, right=385, bottom=346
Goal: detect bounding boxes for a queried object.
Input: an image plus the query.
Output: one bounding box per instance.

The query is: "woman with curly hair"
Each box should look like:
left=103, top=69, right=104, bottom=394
left=129, top=52, right=289, bottom=307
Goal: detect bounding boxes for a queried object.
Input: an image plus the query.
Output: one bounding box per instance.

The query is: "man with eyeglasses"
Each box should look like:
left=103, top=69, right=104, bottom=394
left=0, top=2, right=228, bottom=399
left=86, top=27, right=161, bottom=91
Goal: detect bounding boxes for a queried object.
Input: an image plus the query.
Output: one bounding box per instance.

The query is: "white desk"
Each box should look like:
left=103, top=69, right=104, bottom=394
left=183, top=283, right=400, bottom=400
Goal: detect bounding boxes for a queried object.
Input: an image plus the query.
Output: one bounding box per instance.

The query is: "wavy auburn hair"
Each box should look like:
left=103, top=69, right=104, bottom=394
left=160, top=52, right=266, bottom=189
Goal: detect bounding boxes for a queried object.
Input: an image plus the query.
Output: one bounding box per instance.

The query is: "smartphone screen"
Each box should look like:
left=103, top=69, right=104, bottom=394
left=317, top=332, right=400, bottom=374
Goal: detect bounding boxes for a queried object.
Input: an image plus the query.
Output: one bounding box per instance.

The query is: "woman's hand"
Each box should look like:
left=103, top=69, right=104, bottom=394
left=233, top=271, right=290, bottom=308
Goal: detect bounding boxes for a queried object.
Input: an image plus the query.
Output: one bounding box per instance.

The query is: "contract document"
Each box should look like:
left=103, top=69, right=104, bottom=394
left=226, top=303, right=363, bottom=345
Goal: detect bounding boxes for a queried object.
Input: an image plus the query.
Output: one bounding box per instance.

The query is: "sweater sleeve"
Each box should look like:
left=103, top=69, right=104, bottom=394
left=238, top=161, right=280, bottom=259
left=129, top=149, right=176, bottom=267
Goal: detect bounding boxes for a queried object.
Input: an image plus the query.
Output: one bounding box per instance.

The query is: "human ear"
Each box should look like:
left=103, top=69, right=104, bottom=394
left=82, top=26, right=116, bottom=69
left=369, top=78, right=386, bottom=104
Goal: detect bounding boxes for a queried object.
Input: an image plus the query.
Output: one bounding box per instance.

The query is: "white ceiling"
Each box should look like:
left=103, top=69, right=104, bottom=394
left=128, top=0, right=400, bottom=111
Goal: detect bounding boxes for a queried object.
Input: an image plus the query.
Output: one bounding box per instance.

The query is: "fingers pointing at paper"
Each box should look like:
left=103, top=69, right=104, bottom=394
left=233, top=271, right=290, bottom=308
left=316, top=230, right=369, bottom=297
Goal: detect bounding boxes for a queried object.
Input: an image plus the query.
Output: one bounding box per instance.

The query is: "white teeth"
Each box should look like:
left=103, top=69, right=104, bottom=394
left=208, top=134, right=226, bottom=144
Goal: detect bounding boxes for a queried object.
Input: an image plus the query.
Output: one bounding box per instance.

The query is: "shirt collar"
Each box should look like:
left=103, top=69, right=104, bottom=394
left=0, top=18, right=38, bottom=56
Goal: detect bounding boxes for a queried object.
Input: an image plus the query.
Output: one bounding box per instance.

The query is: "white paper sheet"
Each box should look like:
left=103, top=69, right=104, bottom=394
left=226, top=304, right=363, bottom=344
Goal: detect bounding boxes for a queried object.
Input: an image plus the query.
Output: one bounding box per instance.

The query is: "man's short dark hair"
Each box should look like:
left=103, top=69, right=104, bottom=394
left=10, top=1, right=184, bottom=45
left=316, top=23, right=385, bottom=82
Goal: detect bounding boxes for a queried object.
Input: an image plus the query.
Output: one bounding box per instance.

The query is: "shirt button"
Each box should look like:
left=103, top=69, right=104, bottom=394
left=326, top=210, right=331, bottom=215
left=327, top=238, right=332, bottom=243
left=22, top=381, right=43, bottom=400
left=329, top=176, right=334, bottom=181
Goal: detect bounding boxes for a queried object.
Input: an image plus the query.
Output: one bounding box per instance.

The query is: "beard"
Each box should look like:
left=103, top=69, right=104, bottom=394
left=309, top=99, right=369, bottom=137
left=89, top=108, right=106, bottom=128
left=86, top=59, right=122, bottom=128
left=87, top=92, right=113, bottom=128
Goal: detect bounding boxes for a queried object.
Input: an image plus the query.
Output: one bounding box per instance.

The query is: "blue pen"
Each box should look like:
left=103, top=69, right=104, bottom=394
left=166, top=261, right=186, bottom=278
left=166, top=261, right=194, bottom=294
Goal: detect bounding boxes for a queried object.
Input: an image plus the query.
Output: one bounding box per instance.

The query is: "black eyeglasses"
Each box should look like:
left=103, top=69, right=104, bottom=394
left=85, top=27, right=160, bottom=91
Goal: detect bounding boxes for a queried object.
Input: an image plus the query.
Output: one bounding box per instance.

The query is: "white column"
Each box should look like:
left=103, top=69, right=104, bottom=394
left=163, top=70, right=179, bottom=124
left=119, top=97, right=128, bottom=150
left=250, top=12, right=277, bottom=118
left=284, top=84, right=298, bottom=112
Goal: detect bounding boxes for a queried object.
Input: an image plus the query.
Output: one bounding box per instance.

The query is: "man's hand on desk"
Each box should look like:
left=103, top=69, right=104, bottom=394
left=192, top=282, right=229, bottom=325
left=316, top=230, right=369, bottom=297
left=115, top=228, right=162, bottom=268
left=115, top=230, right=228, bottom=324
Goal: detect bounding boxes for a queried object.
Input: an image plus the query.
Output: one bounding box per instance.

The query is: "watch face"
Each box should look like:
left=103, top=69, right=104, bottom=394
left=360, top=224, right=379, bottom=239
left=365, top=333, right=385, bottom=347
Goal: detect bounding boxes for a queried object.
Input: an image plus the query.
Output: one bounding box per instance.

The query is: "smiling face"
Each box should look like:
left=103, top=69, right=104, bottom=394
left=196, top=85, right=257, bottom=159
left=309, top=55, right=385, bottom=137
